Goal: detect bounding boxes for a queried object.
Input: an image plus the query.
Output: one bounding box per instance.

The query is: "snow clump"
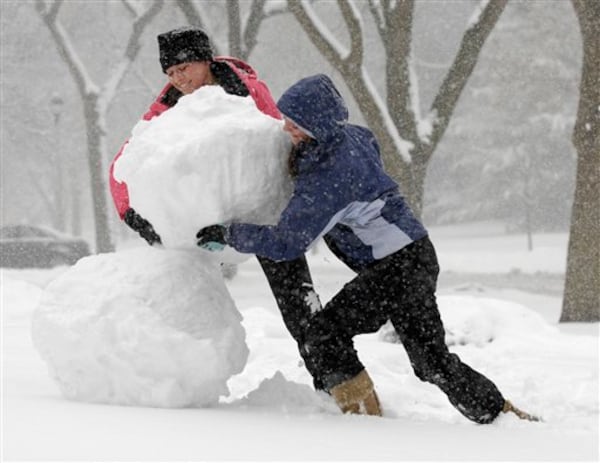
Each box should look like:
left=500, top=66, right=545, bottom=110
left=32, top=247, right=248, bottom=408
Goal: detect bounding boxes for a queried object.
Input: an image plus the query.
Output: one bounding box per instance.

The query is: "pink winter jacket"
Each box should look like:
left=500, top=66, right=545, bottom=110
left=109, top=56, right=281, bottom=219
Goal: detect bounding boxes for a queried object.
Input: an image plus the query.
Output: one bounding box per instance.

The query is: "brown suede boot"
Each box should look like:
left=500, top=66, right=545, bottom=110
left=502, top=400, right=541, bottom=422
left=330, top=370, right=382, bottom=416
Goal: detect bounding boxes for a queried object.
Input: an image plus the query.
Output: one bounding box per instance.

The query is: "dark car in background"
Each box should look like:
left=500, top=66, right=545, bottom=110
left=0, top=224, right=91, bottom=268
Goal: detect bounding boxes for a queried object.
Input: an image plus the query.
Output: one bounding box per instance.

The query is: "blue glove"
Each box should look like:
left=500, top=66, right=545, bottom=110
left=201, top=241, right=225, bottom=252
left=196, top=225, right=227, bottom=252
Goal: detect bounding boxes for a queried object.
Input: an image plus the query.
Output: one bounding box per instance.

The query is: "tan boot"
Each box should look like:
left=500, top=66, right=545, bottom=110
left=502, top=400, right=541, bottom=422
left=330, top=370, right=382, bottom=416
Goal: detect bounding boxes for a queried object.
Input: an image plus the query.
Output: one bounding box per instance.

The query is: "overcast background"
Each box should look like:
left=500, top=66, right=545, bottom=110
left=0, top=0, right=581, bottom=247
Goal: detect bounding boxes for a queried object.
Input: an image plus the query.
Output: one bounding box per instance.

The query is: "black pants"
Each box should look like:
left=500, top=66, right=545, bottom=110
left=257, top=254, right=325, bottom=389
left=302, top=237, right=505, bottom=424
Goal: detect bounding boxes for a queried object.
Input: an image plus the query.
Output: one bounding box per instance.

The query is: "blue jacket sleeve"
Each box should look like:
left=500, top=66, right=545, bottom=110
left=227, top=179, right=347, bottom=261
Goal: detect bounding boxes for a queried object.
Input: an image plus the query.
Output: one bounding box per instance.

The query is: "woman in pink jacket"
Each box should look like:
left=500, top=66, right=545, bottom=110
left=109, top=27, right=324, bottom=386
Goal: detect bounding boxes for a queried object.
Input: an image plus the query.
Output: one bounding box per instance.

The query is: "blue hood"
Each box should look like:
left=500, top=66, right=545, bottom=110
left=277, top=74, right=349, bottom=144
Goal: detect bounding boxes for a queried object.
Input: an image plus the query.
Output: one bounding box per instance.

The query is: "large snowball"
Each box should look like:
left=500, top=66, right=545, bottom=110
left=113, top=86, right=293, bottom=249
left=31, top=248, right=248, bottom=408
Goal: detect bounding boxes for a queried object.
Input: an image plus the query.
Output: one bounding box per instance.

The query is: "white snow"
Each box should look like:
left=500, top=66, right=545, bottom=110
left=361, top=66, right=414, bottom=162
left=30, top=88, right=294, bottom=411
left=408, top=55, right=434, bottom=142
left=31, top=247, right=248, bottom=408
left=2, top=227, right=598, bottom=460
left=2, top=86, right=598, bottom=460
left=114, top=86, right=292, bottom=249
left=467, top=0, right=491, bottom=28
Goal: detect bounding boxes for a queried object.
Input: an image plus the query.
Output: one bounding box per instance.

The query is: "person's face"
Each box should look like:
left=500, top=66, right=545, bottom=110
left=166, top=61, right=214, bottom=94
left=283, top=118, right=312, bottom=146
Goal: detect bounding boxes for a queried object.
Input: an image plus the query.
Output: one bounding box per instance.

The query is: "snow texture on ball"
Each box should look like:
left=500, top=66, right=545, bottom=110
left=32, top=247, right=249, bottom=408
left=113, top=86, right=293, bottom=250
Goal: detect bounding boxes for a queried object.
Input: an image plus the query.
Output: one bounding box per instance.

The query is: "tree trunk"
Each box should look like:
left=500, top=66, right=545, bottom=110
left=561, top=0, right=600, bottom=322
left=226, top=0, right=242, bottom=57
left=83, top=95, right=114, bottom=253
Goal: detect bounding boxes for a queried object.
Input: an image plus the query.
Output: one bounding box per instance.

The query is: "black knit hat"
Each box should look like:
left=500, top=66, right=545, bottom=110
left=157, top=27, right=214, bottom=73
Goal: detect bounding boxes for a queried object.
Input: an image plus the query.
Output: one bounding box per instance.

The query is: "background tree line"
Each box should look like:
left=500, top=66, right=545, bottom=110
left=1, top=0, right=597, bottom=321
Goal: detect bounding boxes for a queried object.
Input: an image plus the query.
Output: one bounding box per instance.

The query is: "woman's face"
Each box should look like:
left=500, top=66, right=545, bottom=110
left=166, top=61, right=214, bottom=94
left=283, top=118, right=312, bottom=146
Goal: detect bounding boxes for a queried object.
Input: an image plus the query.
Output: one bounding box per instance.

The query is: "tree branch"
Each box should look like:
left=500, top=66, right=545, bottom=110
left=242, top=0, right=268, bottom=59
left=337, top=0, right=363, bottom=65
left=226, top=0, right=242, bottom=56
left=367, top=0, right=389, bottom=43
left=384, top=0, right=416, bottom=140
left=428, top=0, right=508, bottom=153
left=174, top=0, right=221, bottom=55
left=101, top=0, right=164, bottom=113
left=35, top=0, right=99, bottom=98
left=121, top=0, right=141, bottom=16
left=287, top=0, right=347, bottom=67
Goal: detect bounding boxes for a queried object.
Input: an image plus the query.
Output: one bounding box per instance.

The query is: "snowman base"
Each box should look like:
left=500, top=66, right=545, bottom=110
left=32, top=247, right=248, bottom=408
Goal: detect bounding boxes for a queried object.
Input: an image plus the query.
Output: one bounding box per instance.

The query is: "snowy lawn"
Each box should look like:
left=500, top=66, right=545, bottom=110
left=2, top=225, right=598, bottom=461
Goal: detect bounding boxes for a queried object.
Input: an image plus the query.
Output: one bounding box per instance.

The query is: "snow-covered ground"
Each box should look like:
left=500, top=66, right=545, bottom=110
left=2, top=224, right=598, bottom=461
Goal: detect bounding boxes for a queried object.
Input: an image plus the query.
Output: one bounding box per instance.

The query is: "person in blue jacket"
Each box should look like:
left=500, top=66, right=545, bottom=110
left=197, top=74, right=537, bottom=423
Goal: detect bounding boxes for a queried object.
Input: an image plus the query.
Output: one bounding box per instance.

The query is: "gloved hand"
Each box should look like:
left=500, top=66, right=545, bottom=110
left=124, top=208, right=162, bottom=246
left=196, top=225, right=227, bottom=251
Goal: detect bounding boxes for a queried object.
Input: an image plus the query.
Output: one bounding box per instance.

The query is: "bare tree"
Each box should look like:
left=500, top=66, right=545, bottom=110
left=288, top=0, right=507, bottom=215
left=561, top=0, right=599, bottom=322
left=173, top=0, right=215, bottom=48
left=226, top=0, right=243, bottom=56
left=35, top=0, right=164, bottom=253
left=175, top=0, right=285, bottom=60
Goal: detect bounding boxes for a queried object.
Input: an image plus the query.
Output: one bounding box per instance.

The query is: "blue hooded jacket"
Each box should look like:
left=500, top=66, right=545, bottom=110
left=227, top=74, right=427, bottom=270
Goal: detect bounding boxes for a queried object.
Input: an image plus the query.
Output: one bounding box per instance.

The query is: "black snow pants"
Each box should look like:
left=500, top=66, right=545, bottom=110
left=257, top=254, right=325, bottom=389
left=301, top=236, right=505, bottom=424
